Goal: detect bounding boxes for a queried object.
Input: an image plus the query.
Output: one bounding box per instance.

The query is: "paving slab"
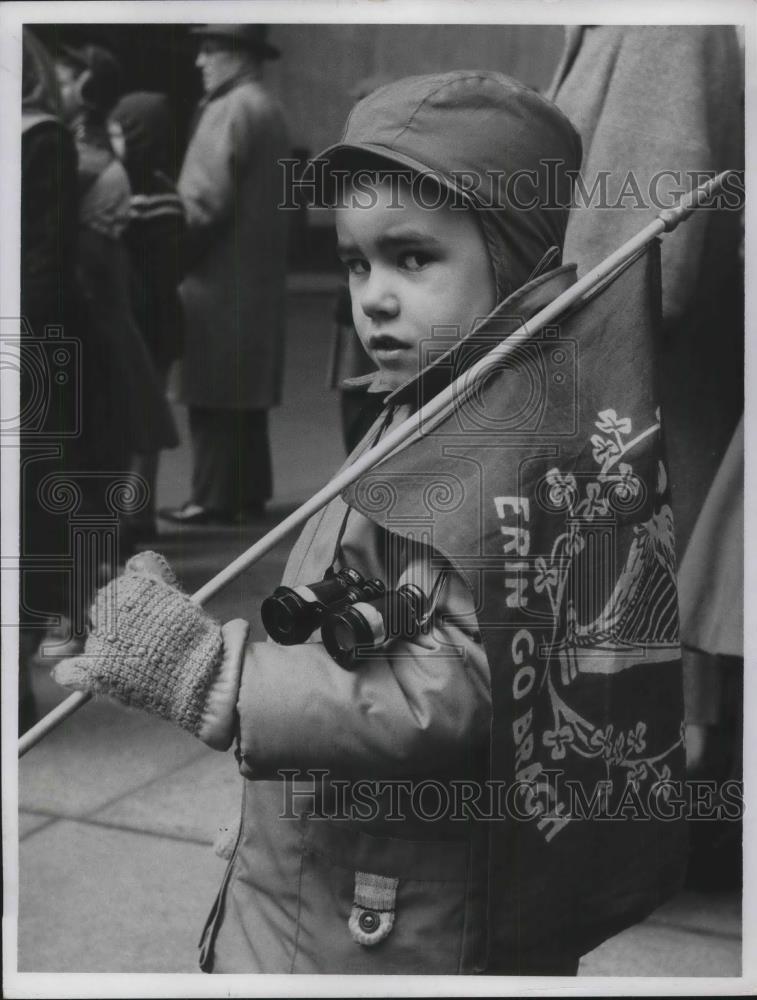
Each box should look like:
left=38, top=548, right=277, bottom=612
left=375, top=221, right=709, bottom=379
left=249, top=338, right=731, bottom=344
left=19, top=688, right=205, bottom=817
left=18, top=820, right=227, bottom=972
left=91, top=749, right=243, bottom=845
left=18, top=811, right=57, bottom=839
left=579, top=917, right=741, bottom=977
left=649, top=889, right=741, bottom=938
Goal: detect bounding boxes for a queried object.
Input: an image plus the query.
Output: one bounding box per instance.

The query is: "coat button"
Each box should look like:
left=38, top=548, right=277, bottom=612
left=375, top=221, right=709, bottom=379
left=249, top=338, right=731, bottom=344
left=358, top=910, right=380, bottom=933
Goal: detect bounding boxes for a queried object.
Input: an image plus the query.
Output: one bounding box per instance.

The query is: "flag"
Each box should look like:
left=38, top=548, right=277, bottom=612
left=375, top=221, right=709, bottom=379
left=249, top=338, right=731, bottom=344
left=343, top=240, right=687, bottom=961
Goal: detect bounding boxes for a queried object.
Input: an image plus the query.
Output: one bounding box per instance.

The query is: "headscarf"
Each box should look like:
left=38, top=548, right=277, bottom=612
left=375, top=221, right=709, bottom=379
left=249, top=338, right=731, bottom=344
left=110, top=91, right=173, bottom=192
left=56, top=43, right=122, bottom=118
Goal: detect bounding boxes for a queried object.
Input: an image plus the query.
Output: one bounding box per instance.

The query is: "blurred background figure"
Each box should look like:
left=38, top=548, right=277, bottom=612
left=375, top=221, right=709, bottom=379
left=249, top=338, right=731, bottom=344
left=678, top=415, right=743, bottom=889
left=547, top=25, right=744, bottom=561
left=160, top=24, right=289, bottom=526
left=19, top=28, right=80, bottom=731
left=109, top=92, right=186, bottom=543
left=54, top=43, right=179, bottom=530
left=547, top=24, right=744, bottom=891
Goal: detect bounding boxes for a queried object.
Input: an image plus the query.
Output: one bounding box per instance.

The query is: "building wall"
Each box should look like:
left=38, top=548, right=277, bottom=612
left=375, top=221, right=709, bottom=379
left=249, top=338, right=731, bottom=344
left=34, top=23, right=565, bottom=157
left=265, top=24, right=564, bottom=156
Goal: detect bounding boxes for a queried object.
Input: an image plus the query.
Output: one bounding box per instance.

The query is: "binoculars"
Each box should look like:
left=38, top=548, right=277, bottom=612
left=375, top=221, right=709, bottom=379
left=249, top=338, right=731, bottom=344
left=260, top=567, right=386, bottom=646
left=260, top=566, right=431, bottom=669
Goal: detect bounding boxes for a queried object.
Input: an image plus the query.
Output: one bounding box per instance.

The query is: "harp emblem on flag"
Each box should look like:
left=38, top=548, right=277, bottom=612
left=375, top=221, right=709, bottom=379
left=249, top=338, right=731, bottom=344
left=535, top=408, right=680, bottom=687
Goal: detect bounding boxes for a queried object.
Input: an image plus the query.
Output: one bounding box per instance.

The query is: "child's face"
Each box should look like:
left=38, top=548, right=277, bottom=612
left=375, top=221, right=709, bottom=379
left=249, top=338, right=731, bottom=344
left=336, top=175, right=496, bottom=391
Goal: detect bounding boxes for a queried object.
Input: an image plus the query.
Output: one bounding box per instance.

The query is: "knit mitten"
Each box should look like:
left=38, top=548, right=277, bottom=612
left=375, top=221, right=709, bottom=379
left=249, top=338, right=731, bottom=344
left=52, top=551, right=249, bottom=750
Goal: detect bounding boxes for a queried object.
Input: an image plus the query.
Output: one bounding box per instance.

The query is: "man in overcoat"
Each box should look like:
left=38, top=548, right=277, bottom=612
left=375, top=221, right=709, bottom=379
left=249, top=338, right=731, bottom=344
left=162, top=24, right=288, bottom=525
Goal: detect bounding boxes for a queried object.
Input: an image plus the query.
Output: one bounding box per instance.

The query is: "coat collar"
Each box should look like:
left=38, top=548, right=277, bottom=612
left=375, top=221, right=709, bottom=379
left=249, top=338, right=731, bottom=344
left=189, top=69, right=264, bottom=140
left=202, top=68, right=263, bottom=106
left=347, top=263, right=577, bottom=407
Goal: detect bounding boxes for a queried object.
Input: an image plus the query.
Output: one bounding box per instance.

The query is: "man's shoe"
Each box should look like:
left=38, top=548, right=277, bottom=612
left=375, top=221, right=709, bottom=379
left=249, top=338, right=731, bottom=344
left=158, top=502, right=223, bottom=526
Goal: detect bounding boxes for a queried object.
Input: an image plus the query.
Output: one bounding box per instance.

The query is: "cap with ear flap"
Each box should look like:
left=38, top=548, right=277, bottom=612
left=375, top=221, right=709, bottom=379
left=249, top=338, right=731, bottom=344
left=315, top=71, right=582, bottom=301
left=58, top=43, right=122, bottom=114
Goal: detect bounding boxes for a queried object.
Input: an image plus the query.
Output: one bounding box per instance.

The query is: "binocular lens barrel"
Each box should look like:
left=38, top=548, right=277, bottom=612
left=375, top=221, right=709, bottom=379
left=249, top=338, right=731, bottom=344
left=328, top=601, right=386, bottom=659
left=261, top=568, right=384, bottom=646
left=261, top=584, right=327, bottom=645
left=322, top=583, right=428, bottom=669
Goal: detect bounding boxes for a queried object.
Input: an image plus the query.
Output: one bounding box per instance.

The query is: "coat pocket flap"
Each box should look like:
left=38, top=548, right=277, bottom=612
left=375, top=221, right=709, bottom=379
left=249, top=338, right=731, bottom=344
left=348, top=871, right=399, bottom=947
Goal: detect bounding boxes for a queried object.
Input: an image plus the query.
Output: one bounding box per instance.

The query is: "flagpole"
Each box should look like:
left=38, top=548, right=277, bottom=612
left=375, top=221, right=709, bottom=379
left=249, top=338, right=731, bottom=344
left=18, top=170, right=734, bottom=759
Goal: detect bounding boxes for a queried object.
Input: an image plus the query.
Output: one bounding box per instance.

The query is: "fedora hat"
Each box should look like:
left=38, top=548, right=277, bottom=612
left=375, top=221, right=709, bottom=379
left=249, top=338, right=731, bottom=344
left=189, top=24, right=281, bottom=60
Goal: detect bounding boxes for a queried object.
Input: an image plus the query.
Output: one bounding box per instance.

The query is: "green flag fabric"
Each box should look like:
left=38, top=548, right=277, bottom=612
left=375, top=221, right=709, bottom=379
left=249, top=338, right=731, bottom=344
left=343, top=240, right=687, bottom=961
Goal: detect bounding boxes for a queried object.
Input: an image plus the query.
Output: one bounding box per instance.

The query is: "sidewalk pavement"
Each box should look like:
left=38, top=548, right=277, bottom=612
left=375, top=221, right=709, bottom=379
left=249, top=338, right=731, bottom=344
left=16, top=287, right=742, bottom=977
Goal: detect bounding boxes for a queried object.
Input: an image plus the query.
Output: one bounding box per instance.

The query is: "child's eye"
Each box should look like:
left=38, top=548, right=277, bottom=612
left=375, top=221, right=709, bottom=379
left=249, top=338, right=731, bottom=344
left=400, top=251, right=432, bottom=272
left=344, top=258, right=369, bottom=277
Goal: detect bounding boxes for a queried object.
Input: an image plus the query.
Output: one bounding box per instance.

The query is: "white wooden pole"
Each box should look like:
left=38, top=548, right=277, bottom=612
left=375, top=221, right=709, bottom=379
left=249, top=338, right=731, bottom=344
left=18, top=171, right=734, bottom=758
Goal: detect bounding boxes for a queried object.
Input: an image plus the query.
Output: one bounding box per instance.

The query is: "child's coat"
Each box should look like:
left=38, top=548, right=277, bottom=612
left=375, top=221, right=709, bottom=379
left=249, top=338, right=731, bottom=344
left=199, top=268, right=582, bottom=974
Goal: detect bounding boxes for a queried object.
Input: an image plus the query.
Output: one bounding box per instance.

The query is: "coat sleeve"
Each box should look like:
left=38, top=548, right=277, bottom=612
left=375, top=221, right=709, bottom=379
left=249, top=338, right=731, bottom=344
left=234, top=562, right=492, bottom=781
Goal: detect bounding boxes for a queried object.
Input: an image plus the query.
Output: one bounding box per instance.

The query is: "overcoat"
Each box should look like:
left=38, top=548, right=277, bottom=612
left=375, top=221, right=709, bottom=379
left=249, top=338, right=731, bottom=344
left=178, top=72, right=288, bottom=410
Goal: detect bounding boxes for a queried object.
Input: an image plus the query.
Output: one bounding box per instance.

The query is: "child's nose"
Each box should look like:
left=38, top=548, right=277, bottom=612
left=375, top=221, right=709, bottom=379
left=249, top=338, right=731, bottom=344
left=359, top=269, right=400, bottom=321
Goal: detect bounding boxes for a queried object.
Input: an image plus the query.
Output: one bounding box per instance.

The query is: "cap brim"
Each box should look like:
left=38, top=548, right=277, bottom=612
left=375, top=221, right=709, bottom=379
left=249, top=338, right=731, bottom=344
left=313, top=141, right=472, bottom=202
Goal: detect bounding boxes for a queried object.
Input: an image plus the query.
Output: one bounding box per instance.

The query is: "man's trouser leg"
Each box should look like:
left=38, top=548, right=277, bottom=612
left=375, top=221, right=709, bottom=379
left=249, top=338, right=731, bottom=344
left=189, top=406, right=272, bottom=515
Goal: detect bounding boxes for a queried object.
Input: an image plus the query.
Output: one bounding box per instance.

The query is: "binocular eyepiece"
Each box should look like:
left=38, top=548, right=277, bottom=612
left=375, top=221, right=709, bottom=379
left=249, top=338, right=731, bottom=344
left=321, top=583, right=429, bottom=670
left=260, top=567, right=386, bottom=645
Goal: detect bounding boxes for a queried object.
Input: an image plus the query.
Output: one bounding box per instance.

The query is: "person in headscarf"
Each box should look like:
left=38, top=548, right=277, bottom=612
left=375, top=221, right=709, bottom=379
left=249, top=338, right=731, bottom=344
left=109, top=91, right=186, bottom=542
left=22, top=29, right=78, bottom=336
left=53, top=44, right=179, bottom=509
left=19, top=28, right=81, bottom=732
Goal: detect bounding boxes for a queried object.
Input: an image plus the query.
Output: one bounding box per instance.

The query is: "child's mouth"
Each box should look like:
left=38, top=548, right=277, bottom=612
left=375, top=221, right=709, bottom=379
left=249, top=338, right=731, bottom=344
left=370, top=335, right=407, bottom=361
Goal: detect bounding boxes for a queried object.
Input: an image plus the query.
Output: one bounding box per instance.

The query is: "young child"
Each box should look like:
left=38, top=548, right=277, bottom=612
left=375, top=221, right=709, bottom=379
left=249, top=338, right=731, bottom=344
left=54, top=72, right=663, bottom=976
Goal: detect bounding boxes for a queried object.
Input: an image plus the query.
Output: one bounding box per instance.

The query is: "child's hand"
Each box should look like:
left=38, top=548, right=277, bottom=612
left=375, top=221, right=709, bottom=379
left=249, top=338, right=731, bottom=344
left=52, top=551, right=248, bottom=750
